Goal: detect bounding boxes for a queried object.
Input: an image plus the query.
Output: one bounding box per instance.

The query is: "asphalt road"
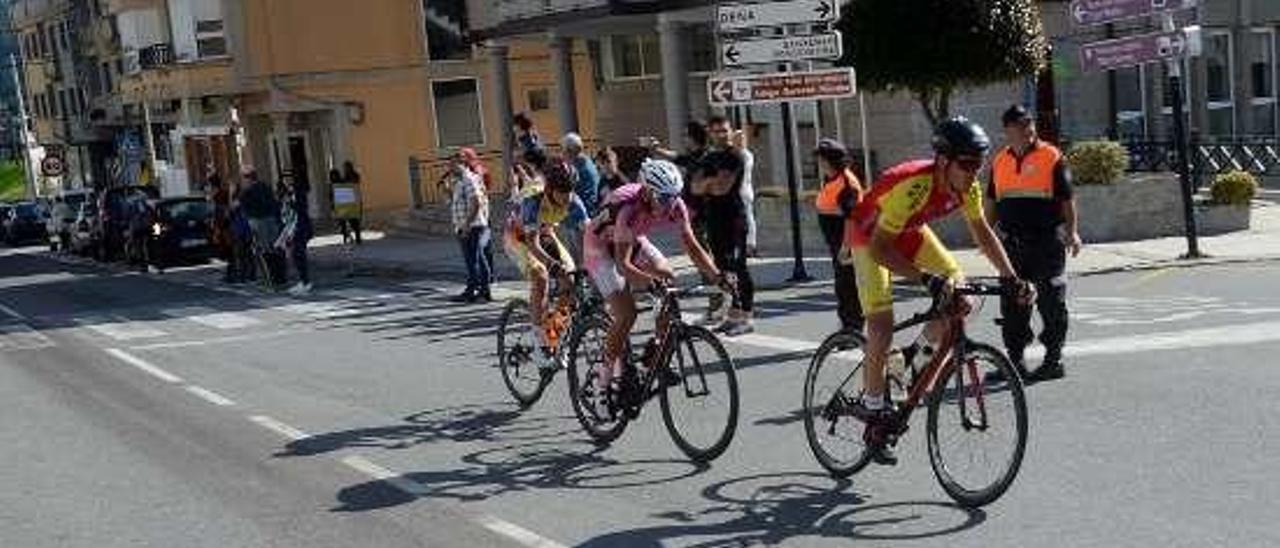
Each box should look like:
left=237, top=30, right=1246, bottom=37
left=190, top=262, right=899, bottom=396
left=2, top=245, right=1279, bottom=547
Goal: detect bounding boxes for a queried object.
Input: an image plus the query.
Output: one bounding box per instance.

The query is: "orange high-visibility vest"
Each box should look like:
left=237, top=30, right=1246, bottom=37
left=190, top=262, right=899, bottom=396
left=992, top=142, right=1061, bottom=201
left=815, top=168, right=863, bottom=216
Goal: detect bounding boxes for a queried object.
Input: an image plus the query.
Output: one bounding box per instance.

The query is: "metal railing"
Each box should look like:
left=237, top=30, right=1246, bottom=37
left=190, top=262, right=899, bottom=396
left=1121, top=138, right=1280, bottom=178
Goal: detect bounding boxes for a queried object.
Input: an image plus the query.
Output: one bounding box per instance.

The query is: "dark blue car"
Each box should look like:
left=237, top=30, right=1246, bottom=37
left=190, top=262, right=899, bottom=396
left=146, top=197, right=213, bottom=268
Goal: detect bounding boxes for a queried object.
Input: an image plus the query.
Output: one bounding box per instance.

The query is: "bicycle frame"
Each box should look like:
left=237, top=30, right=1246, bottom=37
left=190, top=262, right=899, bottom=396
left=633, top=286, right=712, bottom=404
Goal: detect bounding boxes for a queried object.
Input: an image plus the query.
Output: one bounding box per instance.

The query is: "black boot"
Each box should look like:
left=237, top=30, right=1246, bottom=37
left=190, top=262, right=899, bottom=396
left=1031, top=350, right=1066, bottom=382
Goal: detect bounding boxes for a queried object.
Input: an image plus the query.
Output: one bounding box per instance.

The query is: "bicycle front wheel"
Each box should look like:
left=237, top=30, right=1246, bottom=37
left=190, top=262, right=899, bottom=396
left=497, top=299, right=547, bottom=408
left=567, top=314, right=628, bottom=445
left=926, top=341, right=1029, bottom=507
left=803, top=330, right=872, bottom=478
left=659, top=325, right=739, bottom=463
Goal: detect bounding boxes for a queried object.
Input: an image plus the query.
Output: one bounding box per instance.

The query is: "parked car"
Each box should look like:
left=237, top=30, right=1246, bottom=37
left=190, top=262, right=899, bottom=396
left=0, top=204, right=11, bottom=242
left=68, top=202, right=99, bottom=257
left=4, top=202, right=49, bottom=246
left=47, top=190, right=93, bottom=251
left=95, top=185, right=160, bottom=261
left=146, top=197, right=213, bottom=268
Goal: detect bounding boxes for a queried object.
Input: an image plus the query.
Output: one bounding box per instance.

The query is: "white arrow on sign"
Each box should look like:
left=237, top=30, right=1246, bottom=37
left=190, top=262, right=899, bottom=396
left=717, top=0, right=839, bottom=33
left=1069, top=0, right=1199, bottom=27
left=707, top=67, right=856, bottom=107
left=721, top=32, right=843, bottom=66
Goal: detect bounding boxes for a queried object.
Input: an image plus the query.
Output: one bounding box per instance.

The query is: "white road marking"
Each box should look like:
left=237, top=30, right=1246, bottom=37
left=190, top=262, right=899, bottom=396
left=725, top=319, right=1280, bottom=360
left=82, top=316, right=167, bottom=340
left=184, top=385, right=236, bottom=406
left=162, top=306, right=262, bottom=329
left=248, top=415, right=311, bottom=441
left=0, top=302, right=27, bottom=320
left=0, top=322, right=54, bottom=351
left=472, top=514, right=569, bottom=548
left=730, top=332, right=820, bottom=353
left=339, top=455, right=430, bottom=496
left=0, top=272, right=79, bottom=289
left=105, top=348, right=183, bottom=383
left=129, top=329, right=304, bottom=351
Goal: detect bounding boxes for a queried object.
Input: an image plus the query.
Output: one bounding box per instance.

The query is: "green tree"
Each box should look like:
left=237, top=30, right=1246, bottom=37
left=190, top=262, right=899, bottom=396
left=837, top=0, right=1049, bottom=126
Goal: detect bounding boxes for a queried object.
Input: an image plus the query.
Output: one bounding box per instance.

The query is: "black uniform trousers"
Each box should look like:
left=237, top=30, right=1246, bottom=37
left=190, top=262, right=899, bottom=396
left=1000, top=230, right=1069, bottom=365
left=819, top=214, right=863, bottom=331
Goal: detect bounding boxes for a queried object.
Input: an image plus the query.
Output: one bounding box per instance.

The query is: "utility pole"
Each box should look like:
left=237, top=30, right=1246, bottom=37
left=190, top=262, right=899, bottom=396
left=9, top=54, right=37, bottom=199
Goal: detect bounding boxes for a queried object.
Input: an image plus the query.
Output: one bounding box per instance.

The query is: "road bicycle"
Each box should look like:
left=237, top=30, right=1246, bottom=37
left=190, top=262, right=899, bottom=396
left=497, top=270, right=606, bottom=407
left=802, top=280, right=1028, bottom=507
left=567, top=283, right=740, bottom=463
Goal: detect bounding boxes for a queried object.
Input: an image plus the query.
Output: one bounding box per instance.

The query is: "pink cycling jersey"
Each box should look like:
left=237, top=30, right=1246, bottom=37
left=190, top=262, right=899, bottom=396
left=583, top=183, right=690, bottom=270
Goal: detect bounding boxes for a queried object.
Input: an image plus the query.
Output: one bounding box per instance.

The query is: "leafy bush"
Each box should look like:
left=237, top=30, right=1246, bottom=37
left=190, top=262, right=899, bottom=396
left=1210, top=170, right=1258, bottom=206
left=1066, top=141, right=1129, bottom=185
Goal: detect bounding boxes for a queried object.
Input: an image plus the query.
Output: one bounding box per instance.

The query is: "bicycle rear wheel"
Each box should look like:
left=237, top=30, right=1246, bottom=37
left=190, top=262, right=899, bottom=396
left=803, top=330, right=873, bottom=478
left=567, top=315, right=628, bottom=445
left=926, top=341, right=1028, bottom=507
left=497, top=299, right=548, bottom=408
left=659, top=325, right=739, bottom=463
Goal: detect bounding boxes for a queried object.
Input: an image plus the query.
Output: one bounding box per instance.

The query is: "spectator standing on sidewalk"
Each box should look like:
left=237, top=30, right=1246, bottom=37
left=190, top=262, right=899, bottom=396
left=987, top=105, right=1082, bottom=382
left=694, top=149, right=756, bottom=336
left=284, top=175, right=314, bottom=295
left=561, top=132, right=598, bottom=263
left=450, top=148, right=492, bottom=303
left=698, top=116, right=758, bottom=334
left=596, top=147, right=630, bottom=202
left=813, top=139, right=865, bottom=333
left=334, top=162, right=363, bottom=245
left=238, top=169, right=287, bottom=287
left=209, top=174, right=235, bottom=282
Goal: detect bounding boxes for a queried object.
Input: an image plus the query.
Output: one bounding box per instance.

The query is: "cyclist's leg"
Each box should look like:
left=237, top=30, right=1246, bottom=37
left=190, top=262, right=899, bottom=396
left=913, top=226, right=965, bottom=349
left=588, top=256, right=634, bottom=384
left=851, top=247, right=894, bottom=401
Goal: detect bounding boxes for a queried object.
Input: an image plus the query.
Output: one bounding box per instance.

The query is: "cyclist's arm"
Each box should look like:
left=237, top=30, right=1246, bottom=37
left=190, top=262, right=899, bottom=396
left=957, top=180, right=1017, bottom=278
left=615, top=240, right=657, bottom=287
left=679, top=221, right=720, bottom=281
left=523, top=227, right=561, bottom=270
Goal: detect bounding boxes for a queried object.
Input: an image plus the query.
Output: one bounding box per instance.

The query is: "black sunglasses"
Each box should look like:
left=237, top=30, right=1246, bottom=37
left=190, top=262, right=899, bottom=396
left=951, top=155, right=986, bottom=173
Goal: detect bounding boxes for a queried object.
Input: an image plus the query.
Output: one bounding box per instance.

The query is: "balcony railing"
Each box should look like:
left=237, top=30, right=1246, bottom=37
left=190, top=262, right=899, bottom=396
left=139, top=43, right=175, bottom=69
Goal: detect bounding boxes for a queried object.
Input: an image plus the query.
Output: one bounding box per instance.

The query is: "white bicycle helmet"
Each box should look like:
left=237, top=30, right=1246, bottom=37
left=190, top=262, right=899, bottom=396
left=638, top=158, right=684, bottom=198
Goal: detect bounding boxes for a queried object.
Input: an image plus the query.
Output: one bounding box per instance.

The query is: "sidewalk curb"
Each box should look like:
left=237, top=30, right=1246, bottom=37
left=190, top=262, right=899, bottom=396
left=1072, top=254, right=1280, bottom=278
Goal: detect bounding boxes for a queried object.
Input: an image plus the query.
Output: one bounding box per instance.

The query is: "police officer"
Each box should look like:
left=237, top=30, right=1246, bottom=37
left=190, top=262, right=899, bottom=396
left=987, top=105, right=1082, bottom=382
left=813, top=139, right=864, bottom=332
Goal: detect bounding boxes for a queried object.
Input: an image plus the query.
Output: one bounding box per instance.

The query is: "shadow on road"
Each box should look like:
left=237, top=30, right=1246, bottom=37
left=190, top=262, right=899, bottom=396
left=578, top=472, right=986, bottom=546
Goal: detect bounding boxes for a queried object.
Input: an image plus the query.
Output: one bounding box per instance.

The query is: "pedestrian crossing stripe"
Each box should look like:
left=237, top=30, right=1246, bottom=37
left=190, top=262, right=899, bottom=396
left=79, top=316, right=168, bottom=340
left=160, top=307, right=263, bottom=330
left=0, top=322, right=55, bottom=351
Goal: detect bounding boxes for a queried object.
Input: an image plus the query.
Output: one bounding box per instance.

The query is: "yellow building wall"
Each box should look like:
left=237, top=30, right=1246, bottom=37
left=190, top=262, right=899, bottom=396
left=237, top=0, right=599, bottom=212
left=241, top=0, right=423, bottom=78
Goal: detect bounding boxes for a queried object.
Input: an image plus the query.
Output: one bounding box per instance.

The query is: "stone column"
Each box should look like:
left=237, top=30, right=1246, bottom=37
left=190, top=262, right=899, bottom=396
left=271, top=113, right=292, bottom=185
left=489, top=42, right=515, bottom=177
left=549, top=34, right=579, bottom=135
left=657, top=14, right=690, bottom=149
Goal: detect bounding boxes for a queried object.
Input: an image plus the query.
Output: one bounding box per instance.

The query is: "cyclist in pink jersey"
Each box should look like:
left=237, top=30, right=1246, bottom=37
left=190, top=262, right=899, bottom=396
left=583, top=159, right=727, bottom=410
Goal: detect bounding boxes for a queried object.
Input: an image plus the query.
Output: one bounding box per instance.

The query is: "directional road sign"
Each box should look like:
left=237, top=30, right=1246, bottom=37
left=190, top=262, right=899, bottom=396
left=717, top=0, right=838, bottom=33
left=707, top=67, right=856, bottom=107
left=1069, top=0, right=1199, bottom=27
left=1079, top=26, right=1202, bottom=72
left=721, top=32, right=842, bottom=66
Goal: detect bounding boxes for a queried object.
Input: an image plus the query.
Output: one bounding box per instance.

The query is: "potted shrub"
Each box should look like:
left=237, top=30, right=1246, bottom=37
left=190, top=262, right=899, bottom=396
left=1198, top=170, right=1256, bottom=235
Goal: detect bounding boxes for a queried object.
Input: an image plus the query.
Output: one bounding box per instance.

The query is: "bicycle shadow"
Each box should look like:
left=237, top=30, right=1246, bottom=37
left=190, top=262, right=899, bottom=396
left=278, top=402, right=577, bottom=457
left=331, top=437, right=711, bottom=512
left=577, top=472, right=987, bottom=547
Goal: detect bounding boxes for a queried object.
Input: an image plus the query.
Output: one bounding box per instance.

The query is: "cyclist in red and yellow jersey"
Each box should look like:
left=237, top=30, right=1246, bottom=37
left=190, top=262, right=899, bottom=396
left=843, top=117, right=1034, bottom=465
